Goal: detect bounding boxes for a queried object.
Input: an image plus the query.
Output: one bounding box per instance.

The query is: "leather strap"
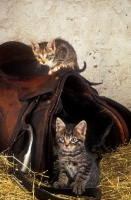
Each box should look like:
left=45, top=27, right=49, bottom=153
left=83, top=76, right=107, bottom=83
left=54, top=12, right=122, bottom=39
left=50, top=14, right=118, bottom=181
left=8, top=96, right=40, bottom=156
left=15, top=169, right=101, bottom=200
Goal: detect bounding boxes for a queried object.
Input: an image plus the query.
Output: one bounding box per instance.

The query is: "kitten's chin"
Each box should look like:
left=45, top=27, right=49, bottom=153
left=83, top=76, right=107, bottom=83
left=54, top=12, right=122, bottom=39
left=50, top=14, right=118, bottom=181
left=39, top=61, right=54, bottom=67
left=38, top=61, right=46, bottom=66
left=40, top=62, right=44, bottom=65
left=62, top=147, right=76, bottom=152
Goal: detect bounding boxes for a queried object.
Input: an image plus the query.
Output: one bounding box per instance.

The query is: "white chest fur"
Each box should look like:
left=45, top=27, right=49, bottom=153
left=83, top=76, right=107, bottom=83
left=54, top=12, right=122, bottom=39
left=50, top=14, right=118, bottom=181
left=66, top=161, right=78, bottom=178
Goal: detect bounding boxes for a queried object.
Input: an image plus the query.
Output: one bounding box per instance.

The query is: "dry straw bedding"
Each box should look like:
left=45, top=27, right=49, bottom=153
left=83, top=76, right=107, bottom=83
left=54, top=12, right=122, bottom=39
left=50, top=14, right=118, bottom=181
left=0, top=142, right=131, bottom=200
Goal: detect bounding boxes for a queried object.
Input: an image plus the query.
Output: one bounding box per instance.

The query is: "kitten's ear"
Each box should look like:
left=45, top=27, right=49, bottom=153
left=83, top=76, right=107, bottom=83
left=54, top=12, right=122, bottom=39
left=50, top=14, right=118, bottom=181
left=56, top=117, right=66, bottom=134
left=30, top=41, right=40, bottom=52
left=75, top=120, right=87, bottom=136
left=47, top=39, right=56, bottom=51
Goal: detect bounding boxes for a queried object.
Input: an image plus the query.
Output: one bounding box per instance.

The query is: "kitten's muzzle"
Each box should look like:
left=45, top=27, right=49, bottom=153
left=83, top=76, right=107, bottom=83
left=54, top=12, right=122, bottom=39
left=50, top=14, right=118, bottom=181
left=65, top=142, right=70, bottom=147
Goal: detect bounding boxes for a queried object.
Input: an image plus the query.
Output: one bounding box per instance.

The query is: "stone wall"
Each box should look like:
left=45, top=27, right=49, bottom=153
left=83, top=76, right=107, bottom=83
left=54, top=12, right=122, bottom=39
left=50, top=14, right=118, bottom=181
left=0, top=0, right=131, bottom=109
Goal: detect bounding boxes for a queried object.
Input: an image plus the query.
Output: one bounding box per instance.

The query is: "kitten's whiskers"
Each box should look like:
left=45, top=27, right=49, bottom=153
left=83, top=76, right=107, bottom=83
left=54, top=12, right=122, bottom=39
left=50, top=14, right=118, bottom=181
left=31, top=61, right=42, bottom=71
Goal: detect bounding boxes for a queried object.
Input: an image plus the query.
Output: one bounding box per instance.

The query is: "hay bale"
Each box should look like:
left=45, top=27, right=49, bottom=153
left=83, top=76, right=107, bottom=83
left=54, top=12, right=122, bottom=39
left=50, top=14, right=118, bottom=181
left=0, top=155, right=38, bottom=199
left=99, top=142, right=131, bottom=200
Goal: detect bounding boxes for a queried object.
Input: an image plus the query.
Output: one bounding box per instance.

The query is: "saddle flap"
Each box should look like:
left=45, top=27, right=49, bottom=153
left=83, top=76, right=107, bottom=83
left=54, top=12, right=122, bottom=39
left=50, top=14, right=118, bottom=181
left=0, top=71, right=63, bottom=100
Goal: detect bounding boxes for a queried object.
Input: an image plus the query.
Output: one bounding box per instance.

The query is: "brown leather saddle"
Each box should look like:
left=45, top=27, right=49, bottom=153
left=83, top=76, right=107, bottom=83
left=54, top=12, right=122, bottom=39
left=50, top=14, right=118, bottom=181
left=0, top=41, right=131, bottom=200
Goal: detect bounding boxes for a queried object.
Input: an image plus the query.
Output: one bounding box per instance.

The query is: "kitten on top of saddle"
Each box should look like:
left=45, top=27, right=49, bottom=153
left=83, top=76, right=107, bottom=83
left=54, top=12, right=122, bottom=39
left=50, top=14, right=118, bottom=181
left=53, top=117, right=100, bottom=196
left=31, top=38, right=86, bottom=75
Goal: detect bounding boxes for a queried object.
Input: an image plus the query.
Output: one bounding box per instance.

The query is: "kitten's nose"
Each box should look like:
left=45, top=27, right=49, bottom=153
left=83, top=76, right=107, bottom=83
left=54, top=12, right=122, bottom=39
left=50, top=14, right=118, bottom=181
left=65, top=142, right=69, bottom=147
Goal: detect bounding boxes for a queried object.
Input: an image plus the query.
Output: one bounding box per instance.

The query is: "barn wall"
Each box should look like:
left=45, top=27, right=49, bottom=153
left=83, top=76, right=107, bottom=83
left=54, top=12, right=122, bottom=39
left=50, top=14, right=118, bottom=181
left=0, top=0, right=131, bottom=109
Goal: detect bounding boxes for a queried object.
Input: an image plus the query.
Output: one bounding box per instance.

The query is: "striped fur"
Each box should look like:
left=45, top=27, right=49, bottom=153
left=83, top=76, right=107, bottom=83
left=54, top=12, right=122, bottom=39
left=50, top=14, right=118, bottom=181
left=31, top=38, right=86, bottom=75
left=53, top=118, right=100, bottom=195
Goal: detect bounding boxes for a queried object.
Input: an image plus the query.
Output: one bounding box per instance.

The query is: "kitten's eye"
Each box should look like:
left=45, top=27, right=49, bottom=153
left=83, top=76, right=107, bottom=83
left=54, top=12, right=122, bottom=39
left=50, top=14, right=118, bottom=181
left=46, top=55, right=53, bottom=60
left=59, top=136, right=65, bottom=142
left=70, top=137, right=77, bottom=143
left=37, top=55, right=42, bottom=59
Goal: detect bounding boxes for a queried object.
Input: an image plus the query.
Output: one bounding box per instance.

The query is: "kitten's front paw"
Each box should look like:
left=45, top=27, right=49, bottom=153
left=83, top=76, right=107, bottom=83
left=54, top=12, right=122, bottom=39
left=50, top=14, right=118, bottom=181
left=72, top=181, right=86, bottom=195
left=62, top=64, right=67, bottom=68
left=48, top=70, right=53, bottom=75
left=53, top=181, right=66, bottom=189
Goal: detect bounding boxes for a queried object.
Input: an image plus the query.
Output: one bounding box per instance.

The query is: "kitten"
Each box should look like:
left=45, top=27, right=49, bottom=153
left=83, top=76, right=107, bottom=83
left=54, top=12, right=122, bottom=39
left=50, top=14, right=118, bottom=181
left=31, top=38, right=86, bottom=75
left=53, top=118, right=99, bottom=195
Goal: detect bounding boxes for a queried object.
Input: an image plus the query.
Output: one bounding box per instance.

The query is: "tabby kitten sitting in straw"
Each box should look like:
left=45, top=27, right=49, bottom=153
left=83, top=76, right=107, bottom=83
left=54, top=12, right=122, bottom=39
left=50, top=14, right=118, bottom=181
left=31, top=38, right=86, bottom=75
left=53, top=118, right=99, bottom=195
